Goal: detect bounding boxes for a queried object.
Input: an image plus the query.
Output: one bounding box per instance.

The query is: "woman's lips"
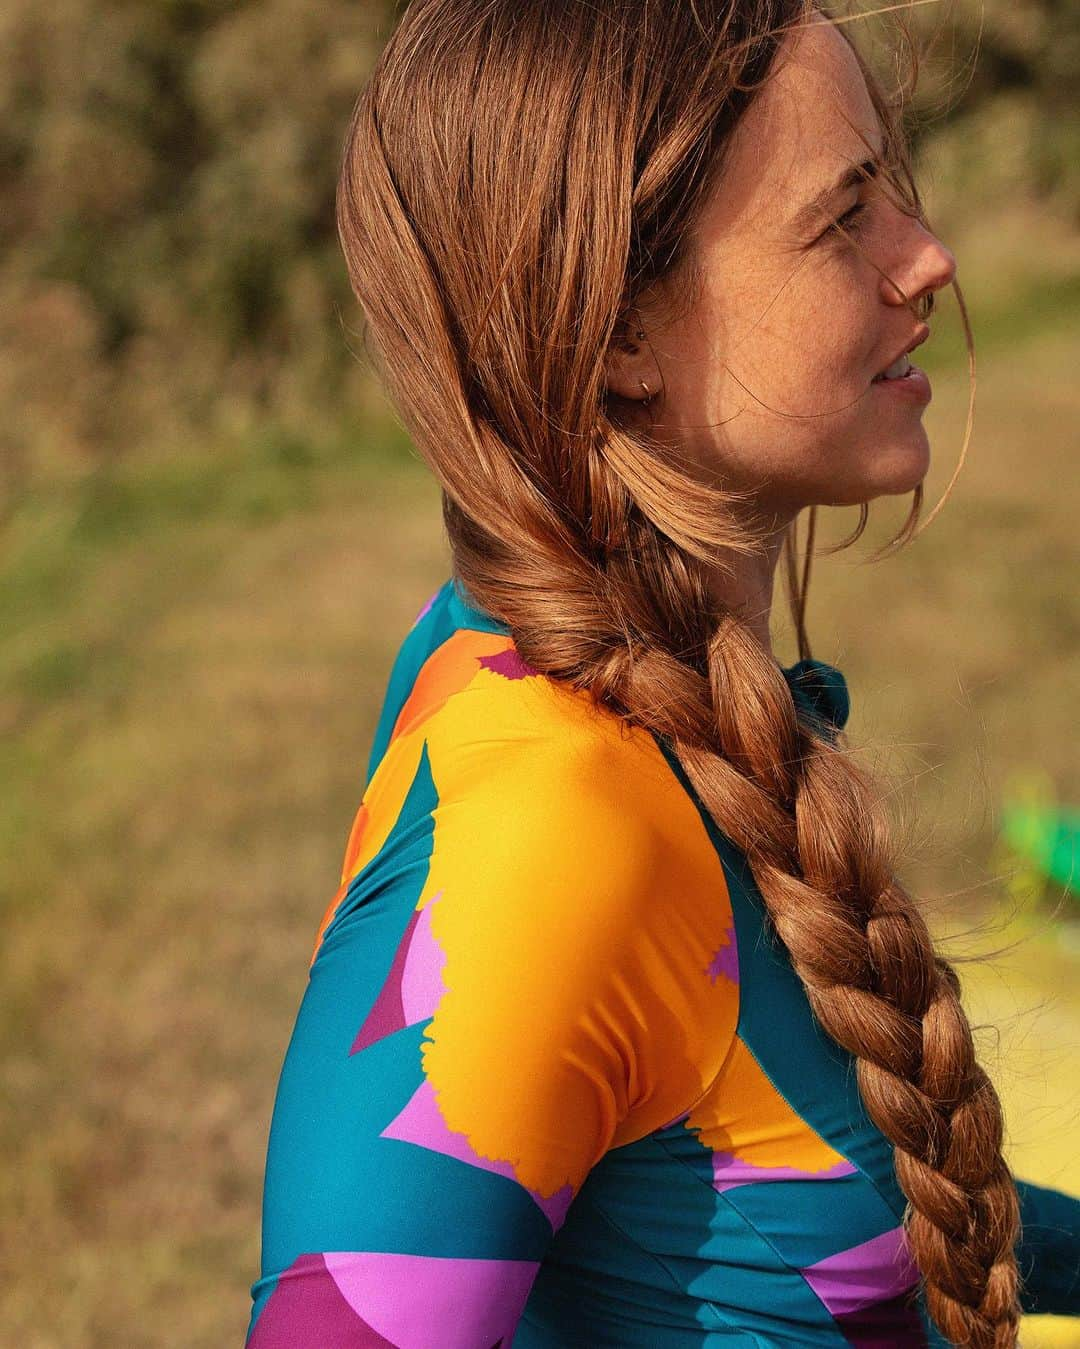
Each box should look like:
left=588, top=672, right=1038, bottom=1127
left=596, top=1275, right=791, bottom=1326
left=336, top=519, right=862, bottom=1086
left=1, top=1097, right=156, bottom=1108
left=870, top=363, right=931, bottom=402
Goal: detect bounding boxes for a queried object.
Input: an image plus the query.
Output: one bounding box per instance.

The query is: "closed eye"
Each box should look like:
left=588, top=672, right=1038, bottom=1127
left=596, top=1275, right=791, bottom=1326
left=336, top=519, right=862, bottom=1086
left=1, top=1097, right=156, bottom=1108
left=827, top=200, right=868, bottom=239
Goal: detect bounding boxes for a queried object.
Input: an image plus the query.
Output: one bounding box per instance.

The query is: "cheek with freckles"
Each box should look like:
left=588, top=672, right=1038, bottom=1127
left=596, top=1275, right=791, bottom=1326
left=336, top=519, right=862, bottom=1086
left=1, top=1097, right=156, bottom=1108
left=702, top=262, right=874, bottom=418
left=652, top=253, right=910, bottom=507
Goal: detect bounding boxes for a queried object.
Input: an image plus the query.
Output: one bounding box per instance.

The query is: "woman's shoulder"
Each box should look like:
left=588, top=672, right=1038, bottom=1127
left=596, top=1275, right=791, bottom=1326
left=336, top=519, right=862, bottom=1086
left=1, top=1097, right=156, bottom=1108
left=311, top=579, right=743, bottom=1147
left=360, top=577, right=719, bottom=872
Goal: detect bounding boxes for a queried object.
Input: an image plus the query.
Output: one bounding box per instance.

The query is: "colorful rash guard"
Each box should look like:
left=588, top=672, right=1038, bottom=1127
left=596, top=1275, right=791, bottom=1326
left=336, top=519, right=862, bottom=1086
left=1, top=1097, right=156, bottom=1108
left=246, top=576, right=1080, bottom=1348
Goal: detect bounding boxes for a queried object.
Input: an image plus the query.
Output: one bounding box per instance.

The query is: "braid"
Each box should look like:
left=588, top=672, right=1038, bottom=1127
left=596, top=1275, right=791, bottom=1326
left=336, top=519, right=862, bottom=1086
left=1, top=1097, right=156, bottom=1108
left=449, top=490, right=1022, bottom=1347
left=685, top=623, right=1022, bottom=1346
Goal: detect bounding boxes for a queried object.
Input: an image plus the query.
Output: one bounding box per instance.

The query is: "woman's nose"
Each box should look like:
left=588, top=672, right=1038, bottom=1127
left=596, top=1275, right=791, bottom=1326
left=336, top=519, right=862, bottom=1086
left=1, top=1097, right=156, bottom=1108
left=880, top=220, right=957, bottom=308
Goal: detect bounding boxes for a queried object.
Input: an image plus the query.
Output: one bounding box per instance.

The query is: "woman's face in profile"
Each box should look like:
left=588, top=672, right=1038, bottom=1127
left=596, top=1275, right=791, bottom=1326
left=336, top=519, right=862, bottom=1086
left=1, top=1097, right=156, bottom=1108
left=618, top=12, right=958, bottom=521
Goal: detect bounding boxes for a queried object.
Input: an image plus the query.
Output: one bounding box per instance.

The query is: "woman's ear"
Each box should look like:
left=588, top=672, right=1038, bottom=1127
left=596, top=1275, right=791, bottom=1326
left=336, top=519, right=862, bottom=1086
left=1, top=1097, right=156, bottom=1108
left=605, top=315, right=663, bottom=404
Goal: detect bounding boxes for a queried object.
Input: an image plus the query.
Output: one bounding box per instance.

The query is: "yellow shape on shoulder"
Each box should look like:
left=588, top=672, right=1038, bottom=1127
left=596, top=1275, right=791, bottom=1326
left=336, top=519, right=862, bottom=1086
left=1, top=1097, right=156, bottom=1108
left=688, top=1034, right=850, bottom=1177
left=410, top=662, right=739, bottom=1198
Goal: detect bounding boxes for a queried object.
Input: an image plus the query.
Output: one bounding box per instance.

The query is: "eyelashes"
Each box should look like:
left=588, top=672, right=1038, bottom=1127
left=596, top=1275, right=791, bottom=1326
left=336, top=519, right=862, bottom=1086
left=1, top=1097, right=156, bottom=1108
left=826, top=200, right=869, bottom=242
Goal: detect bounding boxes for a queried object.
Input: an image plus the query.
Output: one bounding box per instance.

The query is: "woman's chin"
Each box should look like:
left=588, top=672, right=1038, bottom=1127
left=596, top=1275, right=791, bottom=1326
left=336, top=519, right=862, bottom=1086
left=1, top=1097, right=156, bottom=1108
left=815, top=435, right=931, bottom=507
left=864, top=431, right=931, bottom=497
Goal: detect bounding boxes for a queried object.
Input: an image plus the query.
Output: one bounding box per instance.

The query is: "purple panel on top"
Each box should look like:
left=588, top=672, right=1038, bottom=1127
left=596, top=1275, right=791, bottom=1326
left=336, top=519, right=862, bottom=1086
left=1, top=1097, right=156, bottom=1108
left=705, top=923, right=739, bottom=985
left=711, top=1151, right=857, bottom=1193
left=380, top=1077, right=574, bottom=1233
left=247, top=1252, right=397, bottom=1348
left=323, top=1249, right=540, bottom=1349
left=478, top=647, right=538, bottom=680
left=801, top=1224, right=920, bottom=1317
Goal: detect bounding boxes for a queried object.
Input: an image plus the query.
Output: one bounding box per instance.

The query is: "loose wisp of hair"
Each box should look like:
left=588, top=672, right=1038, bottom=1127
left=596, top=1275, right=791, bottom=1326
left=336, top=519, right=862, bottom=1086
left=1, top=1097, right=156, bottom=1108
left=336, top=1, right=1019, bottom=1344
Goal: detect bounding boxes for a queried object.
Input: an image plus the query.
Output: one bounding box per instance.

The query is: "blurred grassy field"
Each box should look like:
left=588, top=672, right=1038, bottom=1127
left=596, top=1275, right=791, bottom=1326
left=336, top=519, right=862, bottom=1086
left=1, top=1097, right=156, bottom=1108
left=2, top=203, right=1078, bottom=1347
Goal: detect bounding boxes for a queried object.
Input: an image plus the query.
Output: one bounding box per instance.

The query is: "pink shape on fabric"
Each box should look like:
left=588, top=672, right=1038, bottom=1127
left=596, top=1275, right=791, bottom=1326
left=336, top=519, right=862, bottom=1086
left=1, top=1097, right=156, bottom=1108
left=350, top=894, right=447, bottom=1056
left=380, top=1078, right=574, bottom=1233
left=399, top=893, right=449, bottom=1026
left=323, top=1249, right=540, bottom=1349
left=478, top=647, right=538, bottom=680
left=247, top=1253, right=397, bottom=1348
left=800, top=1224, right=920, bottom=1316
left=711, top=1152, right=857, bottom=1193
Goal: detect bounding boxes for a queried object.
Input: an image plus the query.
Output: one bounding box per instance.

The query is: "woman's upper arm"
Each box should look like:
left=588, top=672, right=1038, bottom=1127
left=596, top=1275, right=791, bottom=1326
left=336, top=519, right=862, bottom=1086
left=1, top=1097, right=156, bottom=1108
left=244, top=725, right=728, bottom=1347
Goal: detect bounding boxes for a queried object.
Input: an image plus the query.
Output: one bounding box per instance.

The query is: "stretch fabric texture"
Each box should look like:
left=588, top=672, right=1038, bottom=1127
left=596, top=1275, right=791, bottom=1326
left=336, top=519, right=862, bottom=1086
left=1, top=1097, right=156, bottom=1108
left=246, top=576, right=1080, bottom=1348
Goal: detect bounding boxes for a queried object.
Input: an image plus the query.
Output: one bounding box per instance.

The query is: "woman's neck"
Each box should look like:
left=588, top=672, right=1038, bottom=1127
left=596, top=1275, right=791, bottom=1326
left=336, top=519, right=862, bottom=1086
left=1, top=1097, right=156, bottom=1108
left=702, top=524, right=788, bottom=659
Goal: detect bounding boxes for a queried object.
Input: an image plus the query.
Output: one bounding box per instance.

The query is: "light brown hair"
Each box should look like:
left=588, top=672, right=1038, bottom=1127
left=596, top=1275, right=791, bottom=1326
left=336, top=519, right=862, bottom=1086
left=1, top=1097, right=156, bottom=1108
left=336, top=1, right=1021, bottom=1343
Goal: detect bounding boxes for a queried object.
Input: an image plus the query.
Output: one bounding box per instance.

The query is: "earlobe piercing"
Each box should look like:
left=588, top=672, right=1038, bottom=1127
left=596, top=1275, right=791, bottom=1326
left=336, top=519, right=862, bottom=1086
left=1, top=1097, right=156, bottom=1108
left=639, top=380, right=652, bottom=406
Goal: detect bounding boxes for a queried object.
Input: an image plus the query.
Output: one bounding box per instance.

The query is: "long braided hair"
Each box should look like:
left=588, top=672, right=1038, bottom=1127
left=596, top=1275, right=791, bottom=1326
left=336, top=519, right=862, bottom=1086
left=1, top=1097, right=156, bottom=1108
left=336, top=0, right=1022, bottom=1342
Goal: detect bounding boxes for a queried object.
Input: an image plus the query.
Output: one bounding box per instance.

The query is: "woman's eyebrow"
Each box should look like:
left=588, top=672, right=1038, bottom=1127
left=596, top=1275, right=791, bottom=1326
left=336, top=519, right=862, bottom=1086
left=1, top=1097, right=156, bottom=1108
left=790, top=156, right=879, bottom=235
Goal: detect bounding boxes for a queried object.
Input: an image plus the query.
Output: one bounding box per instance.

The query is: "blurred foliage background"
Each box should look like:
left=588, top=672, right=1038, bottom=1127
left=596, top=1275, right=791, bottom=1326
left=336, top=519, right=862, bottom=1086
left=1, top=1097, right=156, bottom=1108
left=1, top=1, right=1078, bottom=1345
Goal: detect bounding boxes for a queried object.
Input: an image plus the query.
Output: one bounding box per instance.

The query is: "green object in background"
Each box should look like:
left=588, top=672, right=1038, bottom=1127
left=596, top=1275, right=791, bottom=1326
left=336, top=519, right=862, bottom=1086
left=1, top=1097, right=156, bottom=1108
left=997, top=768, right=1080, bottom=905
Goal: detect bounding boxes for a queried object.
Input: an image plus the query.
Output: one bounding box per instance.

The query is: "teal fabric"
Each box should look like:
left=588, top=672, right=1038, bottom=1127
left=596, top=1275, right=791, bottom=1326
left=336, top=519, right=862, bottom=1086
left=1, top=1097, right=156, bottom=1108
left=1017, top=1179, right=1080, bottom=1315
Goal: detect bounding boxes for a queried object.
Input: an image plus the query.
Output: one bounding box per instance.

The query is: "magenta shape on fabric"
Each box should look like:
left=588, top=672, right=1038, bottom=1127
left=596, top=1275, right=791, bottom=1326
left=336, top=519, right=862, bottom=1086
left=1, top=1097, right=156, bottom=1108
left=711, top=1151, right=857, bottom=1193
left=323, top=1249, right=540, bottom=1349
left=801, top=1225, right=920, bottom=1317
left=478, top=647, right=538, bottom=680
left=247, top=1253, right=397, bottom=1348
left=831, top=1288, right=929, bottom=1349
left=380, top=1078, right=574, bottom=1233
left=705, top=924, right=739, bottom=985
left=399, top=893, right=449, bottom=1026
left=350, top=909, right=419, bottom=1054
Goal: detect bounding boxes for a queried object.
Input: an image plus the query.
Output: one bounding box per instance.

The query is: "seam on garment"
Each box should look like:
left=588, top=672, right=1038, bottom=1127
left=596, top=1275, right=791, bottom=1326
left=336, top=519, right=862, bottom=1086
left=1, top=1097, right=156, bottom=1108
left=723, top=1029, right=906, bottom=1228
left=654, top=1130, right=800, bottom=1277
left=617, top=1012, right=743, bottom=1151
left=651, top=1132, right=849, bottom=1347
left=585, top=1195, right=769, bottom=1346
left=644, top=728, right=908, bottom=1229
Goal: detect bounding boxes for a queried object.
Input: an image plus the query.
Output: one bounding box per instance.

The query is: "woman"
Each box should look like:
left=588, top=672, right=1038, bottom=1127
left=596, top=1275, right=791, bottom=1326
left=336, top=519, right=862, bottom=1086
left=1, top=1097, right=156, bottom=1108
left=246, top=2, right=1080, bottom=1345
